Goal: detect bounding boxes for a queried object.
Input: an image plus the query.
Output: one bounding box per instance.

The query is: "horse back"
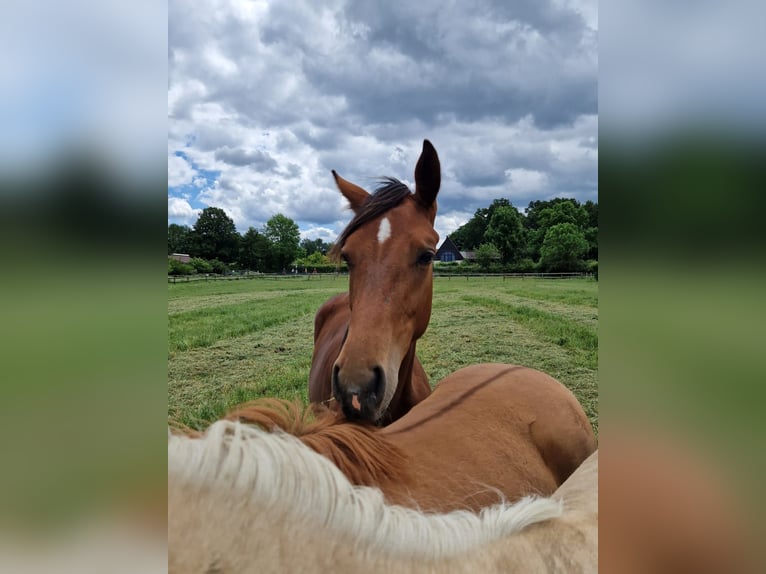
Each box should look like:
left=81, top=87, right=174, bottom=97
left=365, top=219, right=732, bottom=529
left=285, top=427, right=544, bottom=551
left=383, top=364, right=596, bottom=504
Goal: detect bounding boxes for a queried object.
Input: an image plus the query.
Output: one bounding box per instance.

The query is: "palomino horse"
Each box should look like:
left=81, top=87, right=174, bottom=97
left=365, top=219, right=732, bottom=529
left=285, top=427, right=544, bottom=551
left=168, top=418, right=598, bottom=574
left=308, top=140, right=441, bottom=423
left=232, top=363, right=596, bottom=513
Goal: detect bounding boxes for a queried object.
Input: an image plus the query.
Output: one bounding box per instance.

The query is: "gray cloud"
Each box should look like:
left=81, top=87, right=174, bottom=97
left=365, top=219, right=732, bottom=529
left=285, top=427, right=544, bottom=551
left=214, top=147, right=278, bottom=170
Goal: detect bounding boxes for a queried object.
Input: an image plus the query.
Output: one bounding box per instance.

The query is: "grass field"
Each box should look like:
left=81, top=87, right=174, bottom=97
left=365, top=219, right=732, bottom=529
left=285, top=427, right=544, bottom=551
left=168, top=275, right=598, bottom=435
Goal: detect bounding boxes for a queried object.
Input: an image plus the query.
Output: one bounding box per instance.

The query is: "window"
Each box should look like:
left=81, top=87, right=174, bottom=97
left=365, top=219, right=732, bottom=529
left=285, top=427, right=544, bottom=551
left=441, top=252, right=455, bottom=262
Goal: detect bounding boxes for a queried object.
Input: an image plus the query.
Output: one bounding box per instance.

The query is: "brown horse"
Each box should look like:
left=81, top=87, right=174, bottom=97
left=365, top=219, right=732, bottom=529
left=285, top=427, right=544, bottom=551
left=169, top=417, right=598, bottom=574
left=233, top=363, right=596, bottom=513
left=308, top=140, right=441, bottom=423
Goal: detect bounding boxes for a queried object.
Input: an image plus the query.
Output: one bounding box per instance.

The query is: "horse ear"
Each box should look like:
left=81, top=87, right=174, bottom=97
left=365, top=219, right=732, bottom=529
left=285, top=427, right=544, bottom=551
left=332, top=170, right=369, bottom=212
left=414, top=139, right=441, bottom=208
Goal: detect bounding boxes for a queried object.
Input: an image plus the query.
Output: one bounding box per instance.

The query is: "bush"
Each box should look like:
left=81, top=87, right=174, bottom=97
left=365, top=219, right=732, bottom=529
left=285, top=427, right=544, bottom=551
left=190, top=258, right=213, bottom=273
left=209, top=259, right=229, bottom=274
left=586, top=259, right=598, bottom=280
left=168, top=258, right=194, bottom=275
left=509, top=258, right=537, bottom=273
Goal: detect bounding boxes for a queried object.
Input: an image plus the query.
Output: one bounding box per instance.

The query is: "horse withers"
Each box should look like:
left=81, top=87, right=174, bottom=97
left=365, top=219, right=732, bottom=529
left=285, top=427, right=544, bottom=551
left=308, top=140, right=440, bottom=423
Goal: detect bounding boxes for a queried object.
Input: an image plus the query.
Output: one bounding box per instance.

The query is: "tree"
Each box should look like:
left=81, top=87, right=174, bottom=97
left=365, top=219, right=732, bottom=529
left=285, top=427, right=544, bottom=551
left=168, top=224, right=193, bottom=255
left=485, top=204, right=525, bottom=264
left=539, top=223, right=588, bottom=272
left=239, top=227, right=272, bottom=271
left=450, top=207, right=489, bottom=250
left=192, top=207, right=240, bottom=263
left=525, top=199, right=588, bottom=261
left=264, top=214, right=301, bottom=271
left=450, top=198, right=513, bottom=250
left=584, top=200, right=598, bottom=229
left=474, top=243, right=501, bottom=270
left=584, top=226, right=598, bottom=260
left=300, top=237, right=331, bottom=256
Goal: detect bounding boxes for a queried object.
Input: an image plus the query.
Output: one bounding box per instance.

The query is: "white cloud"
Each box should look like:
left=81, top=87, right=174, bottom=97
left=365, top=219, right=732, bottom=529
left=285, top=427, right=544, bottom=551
left=300, top=225, right=339, bottom=242
left=168, top=154, right=197, bottom=187
left=168, top=196, right=200, bottom=224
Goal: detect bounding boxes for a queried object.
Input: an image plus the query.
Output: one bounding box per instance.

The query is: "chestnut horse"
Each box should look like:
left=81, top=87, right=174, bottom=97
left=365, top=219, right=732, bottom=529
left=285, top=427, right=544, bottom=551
left=308, top=140, right=441, bottom=423
left=232, top=363, right=596, bottom=513
left=169, top=418, right=598, bottom=574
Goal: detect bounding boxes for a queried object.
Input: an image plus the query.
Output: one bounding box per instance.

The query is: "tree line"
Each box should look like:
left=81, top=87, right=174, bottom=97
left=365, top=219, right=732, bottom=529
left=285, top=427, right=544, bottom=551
left=168, top=197, right=598, bottom=276
left=448, top=197, right=597, bottom=273
left=168, top=207, right=335, bottom=275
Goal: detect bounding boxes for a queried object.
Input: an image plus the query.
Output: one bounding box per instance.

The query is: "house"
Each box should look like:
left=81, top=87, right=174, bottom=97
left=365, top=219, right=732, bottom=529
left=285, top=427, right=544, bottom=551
left=434, top=236, right=464, bottom=263
left=169, top=253, right=191, bottom=263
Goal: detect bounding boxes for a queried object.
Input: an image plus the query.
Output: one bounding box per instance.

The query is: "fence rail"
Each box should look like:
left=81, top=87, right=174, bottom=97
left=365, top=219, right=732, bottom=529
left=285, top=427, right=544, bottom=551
left=168, top=272, right=593, bottom=284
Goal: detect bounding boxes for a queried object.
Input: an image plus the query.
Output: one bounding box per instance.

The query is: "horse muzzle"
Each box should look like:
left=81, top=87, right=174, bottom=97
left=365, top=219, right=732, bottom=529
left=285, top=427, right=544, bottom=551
left=332, top=364, right=385, bottom=422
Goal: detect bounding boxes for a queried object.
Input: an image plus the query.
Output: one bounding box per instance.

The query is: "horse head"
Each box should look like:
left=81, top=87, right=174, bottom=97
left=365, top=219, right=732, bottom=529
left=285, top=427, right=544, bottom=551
left=329, top=140, right=440, bottom=422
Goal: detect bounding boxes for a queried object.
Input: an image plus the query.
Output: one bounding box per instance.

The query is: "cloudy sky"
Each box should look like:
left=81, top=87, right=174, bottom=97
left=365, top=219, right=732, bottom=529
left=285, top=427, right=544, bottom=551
left=168, top=0, right=598, bottom=244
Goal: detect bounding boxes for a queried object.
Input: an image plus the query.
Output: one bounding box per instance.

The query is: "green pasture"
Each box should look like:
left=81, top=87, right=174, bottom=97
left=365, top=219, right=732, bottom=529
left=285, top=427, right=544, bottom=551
left=168, top=276, right=598, bottom=435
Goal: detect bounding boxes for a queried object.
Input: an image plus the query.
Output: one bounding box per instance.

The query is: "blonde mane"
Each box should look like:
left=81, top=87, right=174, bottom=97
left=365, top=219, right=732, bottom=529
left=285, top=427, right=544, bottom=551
left=168, top=420, right=563, bottom=559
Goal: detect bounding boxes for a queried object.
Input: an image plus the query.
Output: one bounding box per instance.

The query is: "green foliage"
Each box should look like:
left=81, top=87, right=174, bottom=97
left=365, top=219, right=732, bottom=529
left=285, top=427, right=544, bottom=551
left=189, top=258, right=213, bottom=274
left=300, top=237, right=332, bottom=256
left=297, top=251, right=330, bottom=267
left=238, top=227, right=272, bottom=271
left=264, top=214, right=301, bottom=272
left=539, top=223, right=589, bottom=272
left=192, top=207, right=240, bottom=263
left=168, top=223, right=193, bottom=255
left=485, top=204, right=525, bottom=263
left=450, top=208, right=489, bottom=250
left=510, top=257, right=537, bottom=273
left=474, top=243, right=501, bottom=270
left=586, top=259, right=598, bottom=280
left=449, top=197, right=596, bottom=270
left=449, top=198, right=512, bottom=250
left=168, top=258, right=194, bottom=275
left=524, top=199, right=590, bottom=261
left=585, top=226, right=598, bottom=260
left=208, top=259, right=229, bottom=275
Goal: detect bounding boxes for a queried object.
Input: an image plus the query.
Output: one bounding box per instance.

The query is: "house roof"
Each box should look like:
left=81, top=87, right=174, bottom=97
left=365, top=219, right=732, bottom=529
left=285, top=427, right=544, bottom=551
left=435, top=236, right=464, bottom=260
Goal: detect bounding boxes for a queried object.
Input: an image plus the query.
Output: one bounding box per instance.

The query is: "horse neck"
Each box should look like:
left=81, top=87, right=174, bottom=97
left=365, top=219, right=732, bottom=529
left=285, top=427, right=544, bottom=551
left=398, top=340, right=418, bottom=387
left=381, top=341, right=425, bottom=423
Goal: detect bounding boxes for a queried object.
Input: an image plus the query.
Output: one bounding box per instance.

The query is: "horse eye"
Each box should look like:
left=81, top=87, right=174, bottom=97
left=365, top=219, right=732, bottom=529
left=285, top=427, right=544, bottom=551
left=417, top=251, right=434, bottom=266
left=341, top=253, right=353, bottom=269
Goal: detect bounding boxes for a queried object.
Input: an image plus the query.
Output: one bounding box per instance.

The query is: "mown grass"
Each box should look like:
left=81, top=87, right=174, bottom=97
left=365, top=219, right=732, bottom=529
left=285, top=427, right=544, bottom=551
left=168, top=276, right=598, bottom=435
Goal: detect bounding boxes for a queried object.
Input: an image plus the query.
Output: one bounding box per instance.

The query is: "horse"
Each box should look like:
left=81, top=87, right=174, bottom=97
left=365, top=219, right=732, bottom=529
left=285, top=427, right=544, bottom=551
left=308, top=139, right=441, bottom=423
left=168, top=417, right=598, bottom=574
left=231, top=363, right=597, bottom=513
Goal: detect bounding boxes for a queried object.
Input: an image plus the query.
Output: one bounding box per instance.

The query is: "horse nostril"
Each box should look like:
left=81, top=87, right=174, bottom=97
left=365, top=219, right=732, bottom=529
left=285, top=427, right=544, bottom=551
left=372, top=366, right=385, bottom=401
left=332, top=365, right=341, bottom=399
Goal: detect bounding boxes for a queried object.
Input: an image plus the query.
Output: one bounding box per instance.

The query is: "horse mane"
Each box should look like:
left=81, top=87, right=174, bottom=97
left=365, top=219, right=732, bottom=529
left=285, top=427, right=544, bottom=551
left=168, top=420, right=563, bottom=560
left=225, top=398, right=407, bottom=486
left=329, top=177, right=412, bottom=261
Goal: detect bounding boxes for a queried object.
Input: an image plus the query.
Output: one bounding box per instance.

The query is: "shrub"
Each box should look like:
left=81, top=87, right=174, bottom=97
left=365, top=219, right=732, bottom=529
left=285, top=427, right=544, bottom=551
left=509, top=258, right=537, bottom=273
left=168, top=258, right=194, bottom=275
left=190, top=258, right=213, bottom=273
left=586, top=259, right=598, bottom=280
left=209, top=259, right=229, bottom=275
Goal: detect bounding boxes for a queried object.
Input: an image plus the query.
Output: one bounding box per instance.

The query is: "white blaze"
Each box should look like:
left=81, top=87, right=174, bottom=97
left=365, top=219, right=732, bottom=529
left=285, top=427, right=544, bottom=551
left=377, top=217, right=391, bottom=244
